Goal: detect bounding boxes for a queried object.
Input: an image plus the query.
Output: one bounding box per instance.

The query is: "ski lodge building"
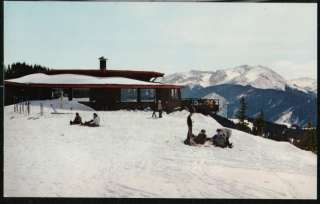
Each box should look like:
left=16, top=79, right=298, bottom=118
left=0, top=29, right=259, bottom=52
left=5, top=57, right=184, bottom=111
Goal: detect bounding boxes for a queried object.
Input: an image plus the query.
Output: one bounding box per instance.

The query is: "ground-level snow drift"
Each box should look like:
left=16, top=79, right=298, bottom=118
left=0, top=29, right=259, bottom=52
left=4, top=100, right=317, bottom=198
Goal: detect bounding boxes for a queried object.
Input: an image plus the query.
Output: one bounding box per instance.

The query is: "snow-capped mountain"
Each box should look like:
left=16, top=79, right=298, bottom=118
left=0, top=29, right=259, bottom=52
left=162, top=65, right=316, bottom=93
left=288, top=77, right=317, bottom=94
left=162, top=65, right=288, bottom=91
left=162, top=65, right=317, bottom=127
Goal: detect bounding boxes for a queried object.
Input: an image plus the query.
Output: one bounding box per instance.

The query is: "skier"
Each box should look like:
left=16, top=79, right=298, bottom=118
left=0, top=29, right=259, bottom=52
left=152, top=99, right=157, bottom=118
left=81, top=113, right=100, bottom=127
left=70, top=112, right=82, bottom=125
left=212, top=128, right=233, bottom=148
left=158, top=100, right=163, bottom=118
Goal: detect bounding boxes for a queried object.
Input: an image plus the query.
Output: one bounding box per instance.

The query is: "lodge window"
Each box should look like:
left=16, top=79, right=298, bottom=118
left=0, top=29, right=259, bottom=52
left=170, top=89, right=179, bottom=100
left=140, top=89, right=155, bottom=102
left=121, top=88, right=137, bottom=102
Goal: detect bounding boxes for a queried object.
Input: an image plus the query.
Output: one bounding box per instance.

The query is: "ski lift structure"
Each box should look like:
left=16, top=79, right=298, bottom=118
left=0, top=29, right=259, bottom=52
left=181, top=98, right=220, bottom=115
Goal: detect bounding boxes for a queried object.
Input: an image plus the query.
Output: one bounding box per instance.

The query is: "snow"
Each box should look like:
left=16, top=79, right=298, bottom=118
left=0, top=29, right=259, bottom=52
left=275, top=110, right=294, bottom=127
left=288, top=77, right=317, bottom=93
left=26, top=98, right=94, bottom=112
left=5, top=73, right=164, bottom=86
left=4, top=99, right=316, bottom=198
left=230, top=118, right=254, bottom=130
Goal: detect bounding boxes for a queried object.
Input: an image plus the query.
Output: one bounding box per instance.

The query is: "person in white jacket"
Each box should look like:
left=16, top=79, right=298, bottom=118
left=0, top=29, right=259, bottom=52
left=82, top=113, right=100, bottom=127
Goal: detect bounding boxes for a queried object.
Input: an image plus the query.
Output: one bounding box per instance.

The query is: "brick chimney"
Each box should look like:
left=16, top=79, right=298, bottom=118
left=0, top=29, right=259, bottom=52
left=99, top=56, right=107, bottom=71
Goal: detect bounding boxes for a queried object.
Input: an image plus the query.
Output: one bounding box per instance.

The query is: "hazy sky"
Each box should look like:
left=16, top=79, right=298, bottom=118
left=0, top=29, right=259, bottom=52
left=4, top=2, right=317, bottom=79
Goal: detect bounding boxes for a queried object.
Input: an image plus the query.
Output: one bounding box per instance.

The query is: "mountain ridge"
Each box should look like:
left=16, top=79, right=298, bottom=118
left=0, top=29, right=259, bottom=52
left=162, top=65, right=317, bottom=127
left=162, top=65, right=317, bottom=94
left=181, top=84, right=317, bottom=127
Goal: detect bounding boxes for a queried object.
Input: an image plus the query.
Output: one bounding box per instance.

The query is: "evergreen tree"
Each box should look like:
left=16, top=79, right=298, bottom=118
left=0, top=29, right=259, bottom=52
left=236, top=97, right=247, bottom=124
left=235, top=97, right=250, bottom=133
left=4, top=62, right=49, bottom=79
left=303, top=122, right=317, bottom=153
left=253, top=110, right=265, bottom=136
left=294, top=122, right=317, bottom=153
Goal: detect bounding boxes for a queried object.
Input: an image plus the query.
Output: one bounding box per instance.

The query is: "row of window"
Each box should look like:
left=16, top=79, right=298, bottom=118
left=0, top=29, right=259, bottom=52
left=121, top=88, right=180, bottom=102
left=121, top=88, right=155, bottom=102
left=52, top=88, right=179, bottom=102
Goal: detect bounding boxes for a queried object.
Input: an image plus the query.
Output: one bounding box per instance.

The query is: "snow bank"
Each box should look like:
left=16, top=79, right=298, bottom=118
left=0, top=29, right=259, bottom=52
left=4, top=100, right=317, bottom=198
left=25, top=97, right=94, bottom=112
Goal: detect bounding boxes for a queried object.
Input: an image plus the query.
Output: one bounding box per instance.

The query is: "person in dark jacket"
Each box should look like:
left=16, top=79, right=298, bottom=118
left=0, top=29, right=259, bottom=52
left=212, top=128, right=233, bottom=148
left=184, top=110, right=196, bottom=145
left=70, top=112, right=82, bottom=125
left=158, top=100, right=163, bottom=118
left=152, top=99, right=157, bottom=118
left=193, top=129, right=208, bottom=145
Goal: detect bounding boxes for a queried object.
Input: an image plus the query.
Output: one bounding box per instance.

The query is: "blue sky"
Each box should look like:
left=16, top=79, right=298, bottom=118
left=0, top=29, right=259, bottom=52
left=4, top=2, right=317, bottom=79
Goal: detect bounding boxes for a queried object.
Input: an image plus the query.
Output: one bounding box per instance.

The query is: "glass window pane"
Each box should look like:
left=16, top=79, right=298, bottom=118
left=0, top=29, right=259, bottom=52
left=121, top=88, right=137, bottom=102
left=141, top=89, right=155, bottom=102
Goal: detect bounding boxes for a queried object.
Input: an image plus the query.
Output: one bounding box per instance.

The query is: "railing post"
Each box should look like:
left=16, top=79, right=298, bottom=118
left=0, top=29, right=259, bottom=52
left=40, top=103, right=43, bottom=116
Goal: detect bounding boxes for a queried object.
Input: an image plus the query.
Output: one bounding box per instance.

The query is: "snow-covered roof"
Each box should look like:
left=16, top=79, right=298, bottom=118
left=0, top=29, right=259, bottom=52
left=5, top=73, right=183, bottom=89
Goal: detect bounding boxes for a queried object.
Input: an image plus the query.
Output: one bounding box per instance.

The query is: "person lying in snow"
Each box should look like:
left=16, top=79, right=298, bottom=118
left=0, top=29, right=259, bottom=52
left=81, top=113, right=100, bottom=127
left=70, top=112, right=82, bottom=125
left=193, top=129, right=208, bottom=145
left=212, top=128, right=233, bottom=148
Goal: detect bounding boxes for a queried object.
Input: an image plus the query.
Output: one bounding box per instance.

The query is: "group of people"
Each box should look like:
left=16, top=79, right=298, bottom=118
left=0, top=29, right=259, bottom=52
left=70, top=112, right=100, bottom=127
left=185, top=112, right=233, bottom=148
left=69, top=109, right=232, bottom=148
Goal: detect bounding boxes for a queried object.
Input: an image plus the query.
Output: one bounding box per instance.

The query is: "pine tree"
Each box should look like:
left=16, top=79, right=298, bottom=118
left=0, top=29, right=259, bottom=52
left=304, top=122, right=317, bottom=153
left=253, top=110, right=265, bottom=136
left=235, top=97, right=250, bottom=132
left=295, top=122, right=317, bottom=153
left=5, top=62, right=49, bottom=79
left=236, top=97, right=247, bottom=124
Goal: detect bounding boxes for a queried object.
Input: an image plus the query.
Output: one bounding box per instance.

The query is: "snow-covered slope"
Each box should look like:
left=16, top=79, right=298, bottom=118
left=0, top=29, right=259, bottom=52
left=162, top=65, right=288, bottom=91
left=288, top=77, right=317, bottom=93
left=275, top=109, right=296, bottom=127
left=4, top=100, right=316, bottom=198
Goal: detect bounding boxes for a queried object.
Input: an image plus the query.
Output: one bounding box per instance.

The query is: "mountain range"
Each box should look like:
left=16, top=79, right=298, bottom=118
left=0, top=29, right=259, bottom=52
left=161, top=65, right=317, bottom=127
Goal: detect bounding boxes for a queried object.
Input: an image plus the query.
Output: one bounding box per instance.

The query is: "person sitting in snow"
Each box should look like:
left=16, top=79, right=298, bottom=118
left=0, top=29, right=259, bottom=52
left=70, top=112, right=82, bottom=125
left=193, top=129, right=208, bottom=145
left=212, top=128, right=233, bottom=148
left=81, top=113, right=100, bottom=127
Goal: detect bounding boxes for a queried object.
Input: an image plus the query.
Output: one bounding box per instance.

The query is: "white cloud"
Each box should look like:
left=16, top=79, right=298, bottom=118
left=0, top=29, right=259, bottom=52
left=270, top=60, right=317, bottom=80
